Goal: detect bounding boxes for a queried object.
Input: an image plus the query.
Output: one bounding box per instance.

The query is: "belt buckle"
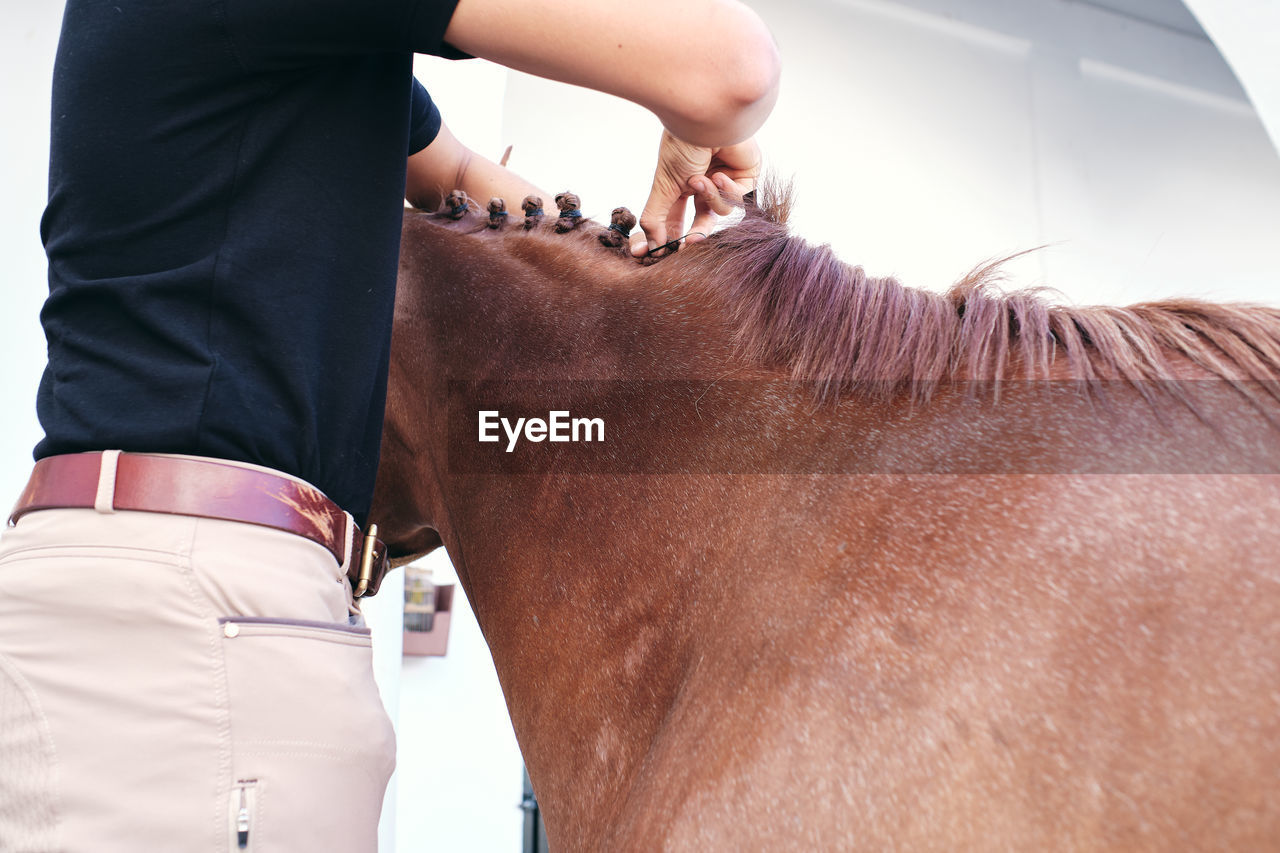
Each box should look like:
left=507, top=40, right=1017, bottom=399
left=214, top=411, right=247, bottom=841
left=354, top=523, right=380, bottom=598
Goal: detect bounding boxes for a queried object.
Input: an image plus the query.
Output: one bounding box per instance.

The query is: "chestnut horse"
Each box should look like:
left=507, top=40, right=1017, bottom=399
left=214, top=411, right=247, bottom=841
left=372, top=191, right=1280, bottom=851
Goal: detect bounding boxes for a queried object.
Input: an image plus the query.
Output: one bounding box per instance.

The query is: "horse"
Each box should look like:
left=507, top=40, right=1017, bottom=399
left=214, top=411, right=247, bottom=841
left=371, top=188, right=1280, bottom=851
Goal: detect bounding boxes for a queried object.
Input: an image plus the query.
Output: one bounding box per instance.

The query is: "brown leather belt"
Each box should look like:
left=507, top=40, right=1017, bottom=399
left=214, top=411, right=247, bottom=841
left=7, top=452, right=390, bottom=597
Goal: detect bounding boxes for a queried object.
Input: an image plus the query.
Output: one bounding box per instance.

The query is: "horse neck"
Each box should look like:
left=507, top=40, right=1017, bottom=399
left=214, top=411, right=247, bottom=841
left=387, top=231, right=787, bottom=844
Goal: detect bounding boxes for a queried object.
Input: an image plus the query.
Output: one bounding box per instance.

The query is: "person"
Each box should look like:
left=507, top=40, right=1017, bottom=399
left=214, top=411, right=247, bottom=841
left=0, top=0, right=779, bottom=849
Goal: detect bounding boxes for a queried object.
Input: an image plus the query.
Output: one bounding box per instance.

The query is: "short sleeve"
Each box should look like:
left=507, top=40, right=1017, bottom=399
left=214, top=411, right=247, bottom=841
left=408, top=78, right=443, bottom=154
left=408, top=0, right=472, bottom=59
left=225, top=0, right=472, bottom=65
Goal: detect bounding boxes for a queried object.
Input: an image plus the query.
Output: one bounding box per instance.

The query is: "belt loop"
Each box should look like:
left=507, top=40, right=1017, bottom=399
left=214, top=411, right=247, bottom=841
left=339, top=511, right=356, bottom=573
left=94, top=450, right=122, bottom=514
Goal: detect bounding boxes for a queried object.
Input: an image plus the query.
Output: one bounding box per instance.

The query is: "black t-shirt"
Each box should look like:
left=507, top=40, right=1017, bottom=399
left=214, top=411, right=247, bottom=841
left=37, top=0, right=464, bottom=522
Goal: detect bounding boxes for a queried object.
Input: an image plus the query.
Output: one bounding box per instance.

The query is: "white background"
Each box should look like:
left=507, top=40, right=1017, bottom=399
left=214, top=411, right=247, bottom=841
left=2, top=0, right=1278, bottom=851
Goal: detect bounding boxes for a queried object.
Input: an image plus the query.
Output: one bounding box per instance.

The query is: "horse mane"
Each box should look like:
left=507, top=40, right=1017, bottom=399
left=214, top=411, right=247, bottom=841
left=691, top=181, right=1280, bottom=402
left=413, top=184, right=1280, bottom=405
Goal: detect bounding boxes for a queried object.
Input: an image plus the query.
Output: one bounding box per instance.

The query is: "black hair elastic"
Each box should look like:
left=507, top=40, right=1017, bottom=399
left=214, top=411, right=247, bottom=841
left=647, top=230, right=707, bottom=257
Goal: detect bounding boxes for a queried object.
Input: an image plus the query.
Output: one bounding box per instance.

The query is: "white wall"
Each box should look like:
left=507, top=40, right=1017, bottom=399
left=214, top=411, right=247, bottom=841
left=1, top=0, right=63, bottom=509
left=495, top=0, right=1280, bottom=306
left=391, top=551, right=526, bottom=853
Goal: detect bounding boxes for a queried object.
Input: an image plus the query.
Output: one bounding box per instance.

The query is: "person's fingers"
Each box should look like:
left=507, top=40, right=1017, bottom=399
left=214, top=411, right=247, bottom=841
left=634, top=173, right=689, bottom=256
left=630, top=228, right=656, bottom=257
left=696, top=174, right=737, bottom=216
left=687, top=177, right=722, bottom=242
left=664, top=195, right=688, bottom=245
left=634, top=185, right=677, bottom=256
left=688, top=211, right=715, bottom=243
left=650, top=172, right=753, bottom=253
left=715, top=171, right=759, bottom=211
left=634, top=131, right=715, bottom=256
left=633, top=131, right=765, bottom=257
left=710, top=138, right=764, bottom=179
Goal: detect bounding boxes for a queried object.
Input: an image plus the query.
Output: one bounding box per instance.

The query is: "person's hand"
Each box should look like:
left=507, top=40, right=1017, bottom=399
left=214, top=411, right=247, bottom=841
left=631, top=131, right=761, bottom=257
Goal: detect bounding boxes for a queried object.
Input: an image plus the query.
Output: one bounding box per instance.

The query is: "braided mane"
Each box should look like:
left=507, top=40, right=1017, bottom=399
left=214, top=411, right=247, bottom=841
left=412, top=185, right=1280, bottom=405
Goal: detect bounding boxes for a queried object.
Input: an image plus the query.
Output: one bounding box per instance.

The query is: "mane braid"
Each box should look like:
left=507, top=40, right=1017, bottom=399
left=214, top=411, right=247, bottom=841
left=411, top=188, right=1280, bottom=414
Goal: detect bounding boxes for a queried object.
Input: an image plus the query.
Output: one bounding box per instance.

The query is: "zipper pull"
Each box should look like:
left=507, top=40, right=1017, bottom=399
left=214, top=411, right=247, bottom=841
left=237, top=784, right=250, bottom=849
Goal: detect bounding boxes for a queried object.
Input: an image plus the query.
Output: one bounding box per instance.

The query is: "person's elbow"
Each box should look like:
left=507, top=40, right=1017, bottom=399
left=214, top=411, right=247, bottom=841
left=726, top=13, right=782, bottom=115
left=720, top=35, right=781, bottom=133
left=665, top=11, right=781, bottom=146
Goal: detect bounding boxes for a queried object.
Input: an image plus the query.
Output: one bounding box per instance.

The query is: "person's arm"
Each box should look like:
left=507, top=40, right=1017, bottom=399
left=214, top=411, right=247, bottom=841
left=443, top=0, right=779, bottom=148
left=443, top=0, right=780, bottom=255
left=405, top=121, right=550, bottom=213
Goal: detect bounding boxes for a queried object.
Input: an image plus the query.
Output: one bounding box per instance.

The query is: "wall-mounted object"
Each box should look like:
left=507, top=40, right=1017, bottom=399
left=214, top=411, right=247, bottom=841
left=403, top=564, right=454, bottom=657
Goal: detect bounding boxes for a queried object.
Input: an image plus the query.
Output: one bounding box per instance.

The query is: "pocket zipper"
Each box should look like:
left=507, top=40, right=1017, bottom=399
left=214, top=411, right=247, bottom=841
left=232, top=779, right=257, bottom=850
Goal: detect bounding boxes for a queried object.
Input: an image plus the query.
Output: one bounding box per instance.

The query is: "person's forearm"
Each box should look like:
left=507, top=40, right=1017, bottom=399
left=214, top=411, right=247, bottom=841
left=405, top=123, right=550, bottom=211
left=452, top=150, right=551, bottom=213
left=444, top=0, right=780, bottom=147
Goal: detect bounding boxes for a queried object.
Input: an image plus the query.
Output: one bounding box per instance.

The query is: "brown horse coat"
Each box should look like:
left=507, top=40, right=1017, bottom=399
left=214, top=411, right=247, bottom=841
left=373, top=192, right=1280, bottom=851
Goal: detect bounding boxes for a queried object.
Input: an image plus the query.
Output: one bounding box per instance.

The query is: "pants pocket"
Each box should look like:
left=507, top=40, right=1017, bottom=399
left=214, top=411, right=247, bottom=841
left=219, top=617, right=395, bottom=853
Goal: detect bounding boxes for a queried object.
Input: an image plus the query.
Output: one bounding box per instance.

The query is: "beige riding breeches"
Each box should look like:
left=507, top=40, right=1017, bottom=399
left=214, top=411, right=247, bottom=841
left=0, top=506, right=396, bottom=851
